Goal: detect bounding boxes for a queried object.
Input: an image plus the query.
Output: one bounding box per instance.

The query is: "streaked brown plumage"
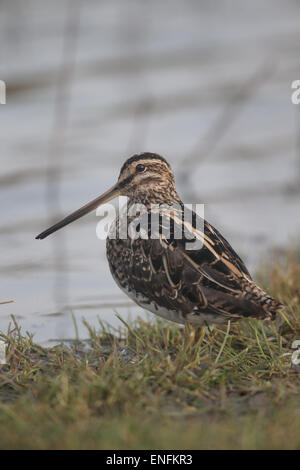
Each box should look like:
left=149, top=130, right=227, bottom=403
left=36, top=152, right=283, bottom=326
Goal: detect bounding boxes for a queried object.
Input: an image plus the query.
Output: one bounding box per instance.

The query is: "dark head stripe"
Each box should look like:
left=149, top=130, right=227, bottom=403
left=119, top=152, right=170, bottom=177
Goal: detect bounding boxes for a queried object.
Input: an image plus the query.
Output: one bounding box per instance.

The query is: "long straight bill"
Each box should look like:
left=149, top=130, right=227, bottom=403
left=36, top=183, right=120, bottom=240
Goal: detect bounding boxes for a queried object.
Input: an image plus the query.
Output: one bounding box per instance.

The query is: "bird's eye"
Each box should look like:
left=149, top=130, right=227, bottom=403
left=136, top=163, right=146, bottom=173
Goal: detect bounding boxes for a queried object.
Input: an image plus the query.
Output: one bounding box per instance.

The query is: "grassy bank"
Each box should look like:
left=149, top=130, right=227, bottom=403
left=0, top=252, right=300, bottom=449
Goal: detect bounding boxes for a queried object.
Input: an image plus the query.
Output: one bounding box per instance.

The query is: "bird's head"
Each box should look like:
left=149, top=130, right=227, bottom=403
left=117, top=152, right=179, bottom=204
left=36, top=152, right=180, bottom=239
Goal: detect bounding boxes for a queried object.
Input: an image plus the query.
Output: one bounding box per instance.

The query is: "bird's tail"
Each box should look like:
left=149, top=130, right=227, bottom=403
left=243, top=280, right=284, bottom=319
left=259, top=292, right=284, bottom=319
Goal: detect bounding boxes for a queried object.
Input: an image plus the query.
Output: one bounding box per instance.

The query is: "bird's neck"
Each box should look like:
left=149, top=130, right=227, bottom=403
left=128, top=185, right=182, bottom=207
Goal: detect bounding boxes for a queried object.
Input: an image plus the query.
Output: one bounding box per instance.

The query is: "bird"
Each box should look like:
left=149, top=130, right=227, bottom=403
left=36, top=152, right=283, bottom=327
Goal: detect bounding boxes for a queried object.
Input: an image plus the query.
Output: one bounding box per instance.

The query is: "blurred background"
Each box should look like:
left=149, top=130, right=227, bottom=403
left=0, top=0, right=299, bottom=344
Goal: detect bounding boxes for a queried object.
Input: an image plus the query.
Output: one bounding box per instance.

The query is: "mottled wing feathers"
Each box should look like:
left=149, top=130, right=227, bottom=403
left=203, top=221, right=251, bottom=278
left=107, top=206, right=282, bottom=324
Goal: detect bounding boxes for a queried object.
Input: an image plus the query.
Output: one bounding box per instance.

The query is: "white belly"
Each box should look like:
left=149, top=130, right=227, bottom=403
left=115, top=279, right=220, bottom=327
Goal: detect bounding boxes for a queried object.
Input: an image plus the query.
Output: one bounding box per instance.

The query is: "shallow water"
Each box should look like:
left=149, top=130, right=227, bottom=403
left=0, top=0, right=300, bottom=344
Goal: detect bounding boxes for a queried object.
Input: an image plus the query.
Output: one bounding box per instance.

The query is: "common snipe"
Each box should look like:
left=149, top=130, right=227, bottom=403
left=36, top=153, right=283, bottom=326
